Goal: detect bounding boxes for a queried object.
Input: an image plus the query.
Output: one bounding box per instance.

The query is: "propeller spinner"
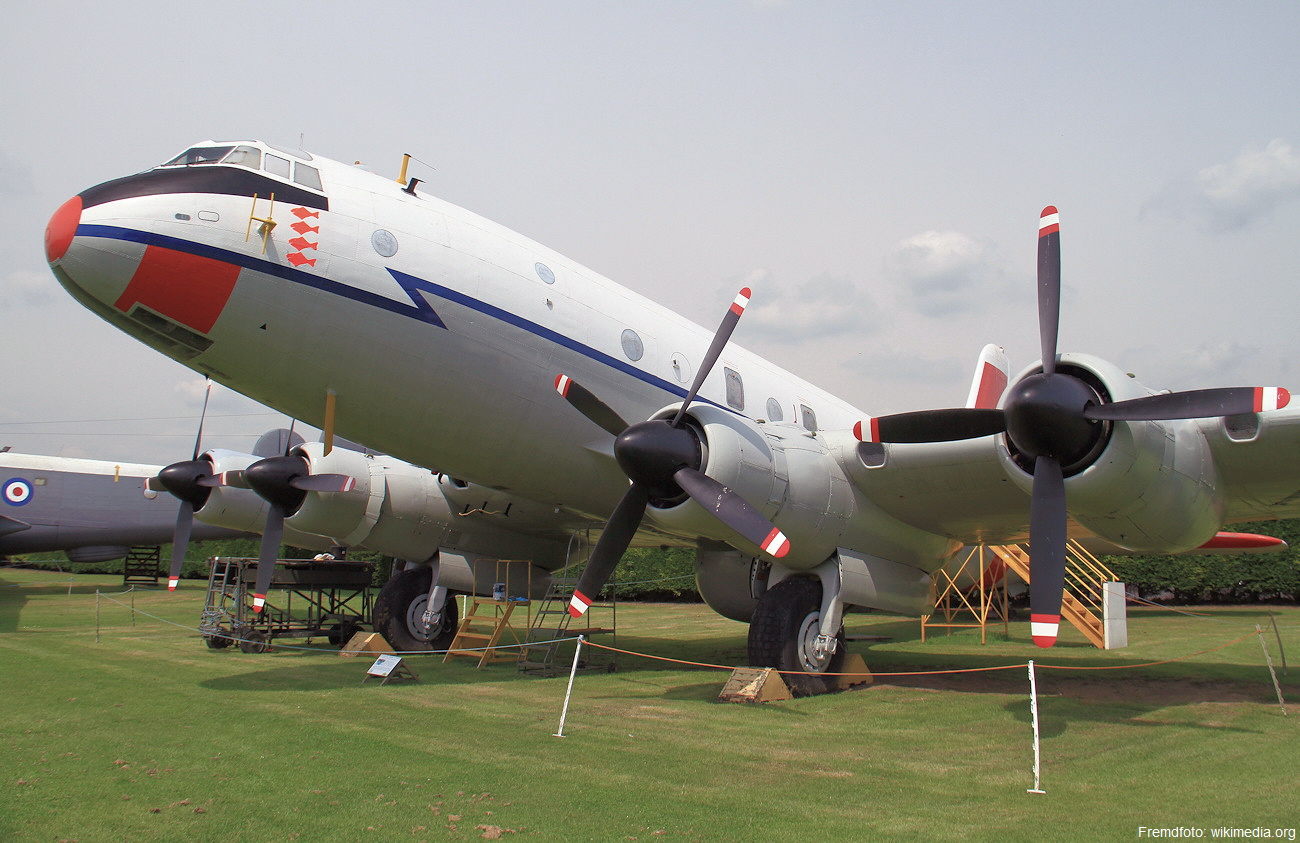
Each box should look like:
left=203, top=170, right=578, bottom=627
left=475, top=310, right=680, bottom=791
left=555, top=287, right=789, bottom=617
left=853, top=206, right=1290, bottom=647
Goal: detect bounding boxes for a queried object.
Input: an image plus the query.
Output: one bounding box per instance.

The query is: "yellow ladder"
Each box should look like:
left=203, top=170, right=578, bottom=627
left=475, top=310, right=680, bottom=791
left=990, top=543, right=1113, bottom=648
left=443, top=597, right=527, bottom=668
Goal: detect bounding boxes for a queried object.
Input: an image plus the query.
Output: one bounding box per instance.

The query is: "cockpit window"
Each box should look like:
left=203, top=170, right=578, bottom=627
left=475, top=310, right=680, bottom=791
left=293, top=163, right=323, bottom=191
left=222, top=145, right=261, bottom=170
left=163, top=146, right=235, bottom=167
left=264, top=154, right=291, bottom=179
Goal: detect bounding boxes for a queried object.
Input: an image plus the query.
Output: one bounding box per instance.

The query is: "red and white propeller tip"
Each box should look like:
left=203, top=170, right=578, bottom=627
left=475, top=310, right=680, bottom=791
left=1038, top=206, right=1060, bottom=237
left=1031, top=613, right=1060, bottom=649
left=729, top=286, right=752, bottom=316
left=1254, top=387, right=1290, bottom=412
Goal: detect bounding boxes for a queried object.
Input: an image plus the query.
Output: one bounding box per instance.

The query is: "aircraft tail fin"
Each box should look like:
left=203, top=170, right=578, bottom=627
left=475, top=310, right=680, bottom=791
left=965, top=344, right=1009, bottom=409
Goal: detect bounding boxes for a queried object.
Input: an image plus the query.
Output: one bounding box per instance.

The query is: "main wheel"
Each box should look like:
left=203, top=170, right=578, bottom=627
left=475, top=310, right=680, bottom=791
left=373, top=565, right=459, bottom=652
left=204, top=633, right=232, bottom=650
left=747, top=576, right=846, bottom=697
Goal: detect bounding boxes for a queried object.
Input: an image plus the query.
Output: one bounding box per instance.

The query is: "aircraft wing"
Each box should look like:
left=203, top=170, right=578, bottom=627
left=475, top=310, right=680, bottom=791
left=840, top=404, right=1300, bottom=553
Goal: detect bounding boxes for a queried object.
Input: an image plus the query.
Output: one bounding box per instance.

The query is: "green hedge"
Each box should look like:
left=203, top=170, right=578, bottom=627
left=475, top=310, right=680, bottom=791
left=1103, top=520, right=1300, bottom=603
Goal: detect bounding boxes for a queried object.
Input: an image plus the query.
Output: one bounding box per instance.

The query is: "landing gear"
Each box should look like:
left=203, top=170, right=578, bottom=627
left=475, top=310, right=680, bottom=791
left=747, top=576, right=845, bottom=697
left=373, top=565, right=458, bottom=651
left=238, top=629, right=268, bottom=654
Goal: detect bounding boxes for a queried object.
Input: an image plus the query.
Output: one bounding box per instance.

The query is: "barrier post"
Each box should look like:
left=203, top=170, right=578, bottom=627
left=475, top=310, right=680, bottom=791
left=1257, top=625, right=1288, bottom=716
left=553, top=636, right=584, bottom=738
left=95, top=590, right=101, bottom=644
left=1027, top=660, right=1046, bottom=794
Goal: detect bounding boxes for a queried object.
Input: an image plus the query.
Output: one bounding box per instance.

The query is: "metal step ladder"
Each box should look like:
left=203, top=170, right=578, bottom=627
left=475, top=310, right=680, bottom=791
left=518, top=576, right=616, bottom=676
left=122, top=546, right=161, bottom=587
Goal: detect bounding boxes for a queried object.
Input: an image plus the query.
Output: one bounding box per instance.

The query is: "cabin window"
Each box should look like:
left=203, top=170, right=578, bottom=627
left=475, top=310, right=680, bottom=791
left=724, top=367, right=745, bottom=411
left=800, top=404, right=818, bottom=432
left=264, top=154, right=291, bottom=179
left=223, top=146, right=261, bottom=170
left=294, top=163, right=323, bottom=191
left=535, top=262, right=556, bottom=284
left=163, top=146, right=234, bottom=166
left=765, top=397, right=784, bottom=422
left=620, top=329, right=644, bottom=362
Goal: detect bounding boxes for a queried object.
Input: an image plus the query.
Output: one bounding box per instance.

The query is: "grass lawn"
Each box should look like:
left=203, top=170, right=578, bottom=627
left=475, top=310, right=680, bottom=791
left=2, top=568, right=1297, bottom=841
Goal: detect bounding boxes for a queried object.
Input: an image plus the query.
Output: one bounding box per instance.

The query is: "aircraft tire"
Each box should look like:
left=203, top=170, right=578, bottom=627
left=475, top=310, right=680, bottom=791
left=239, top=630, right=268, bottom=654
left=747, top=575, right=845, bottom=697
left=373, top=565, right=459, bottom=652
left=204, top=634, right=232, bottom=650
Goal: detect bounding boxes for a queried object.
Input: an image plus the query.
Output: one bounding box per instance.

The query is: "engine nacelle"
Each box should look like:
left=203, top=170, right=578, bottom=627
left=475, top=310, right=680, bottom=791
left=694, top=542, right=766, bottom=622
left=192, top=449, right=270, bottom=533
left=643, top=403, right=856, bottom=569
left=284, top=443, right=448, bottom=562
left=280, top=444, right=572, bottom=566
left=998, top=353, right=1225, bottom=552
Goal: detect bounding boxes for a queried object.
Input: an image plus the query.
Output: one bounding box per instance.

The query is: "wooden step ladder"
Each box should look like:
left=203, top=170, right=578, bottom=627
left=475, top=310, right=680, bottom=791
left=989, top=543, right=1113, bottom=648
left=443, top=597, right=528, bottom=668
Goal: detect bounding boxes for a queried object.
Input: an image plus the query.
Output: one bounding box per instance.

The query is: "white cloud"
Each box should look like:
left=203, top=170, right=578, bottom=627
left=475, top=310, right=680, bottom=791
left=1150, top=139, right=1300, bottom=232
left=884, top=230, right=1009, bottom=317
left=739, top=268, right=875, bottom=343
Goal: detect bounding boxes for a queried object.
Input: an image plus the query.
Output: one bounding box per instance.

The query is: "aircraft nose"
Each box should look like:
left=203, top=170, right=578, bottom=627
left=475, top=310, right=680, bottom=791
left=45, top=195, right=83, bottom=263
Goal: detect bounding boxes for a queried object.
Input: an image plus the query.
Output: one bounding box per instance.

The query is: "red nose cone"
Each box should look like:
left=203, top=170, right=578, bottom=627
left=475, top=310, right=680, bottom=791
left=45, top=195, right=82, bottom=263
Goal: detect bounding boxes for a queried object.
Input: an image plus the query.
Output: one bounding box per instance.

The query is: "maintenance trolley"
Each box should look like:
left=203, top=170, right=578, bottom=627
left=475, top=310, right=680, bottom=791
left=199, top=556, right=375, bottom=653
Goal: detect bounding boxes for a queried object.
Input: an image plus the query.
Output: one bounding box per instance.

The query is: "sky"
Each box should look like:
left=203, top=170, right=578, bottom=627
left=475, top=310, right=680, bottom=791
left=3, top=1, right=1300, bottom=466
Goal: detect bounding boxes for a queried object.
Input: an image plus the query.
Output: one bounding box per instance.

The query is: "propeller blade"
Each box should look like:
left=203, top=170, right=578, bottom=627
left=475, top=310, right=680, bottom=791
left=1037, top=206, right=1061, bottom=377
left=554, top=374, right=629, bottom=437
left=1028, top=455, right=1067, bottom=648
left=854, top=409, right=1007, bottom=444
left=251, top=505, right=285, bottom=614
left=569, top=484, right=649, bottom=617
left=167, top=500, right=194, bottom=591
left=145, top=475, right=167, bottom=492
left=187, top=378, right=213, bottom=460
left=289, top=473, right=357, bottom=493
left=672, top=467, right=789, bottom=558
left=1084, top=386, right=1291, bottom=422
left=671, top=287, right=750, bottom=428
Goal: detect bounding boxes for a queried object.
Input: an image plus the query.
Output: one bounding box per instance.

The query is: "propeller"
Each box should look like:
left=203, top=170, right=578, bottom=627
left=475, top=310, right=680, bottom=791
left=556, top=287, right=789, bottom=617
left=853, top=206, right=1291, bottom=647
left=232, top=430, right=357, bottom=613
left=146, top=380, right=214, bottom=591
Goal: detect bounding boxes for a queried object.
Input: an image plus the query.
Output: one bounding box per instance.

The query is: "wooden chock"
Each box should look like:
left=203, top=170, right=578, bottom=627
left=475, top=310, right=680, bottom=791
left=718, top=667, right=792, bottom=703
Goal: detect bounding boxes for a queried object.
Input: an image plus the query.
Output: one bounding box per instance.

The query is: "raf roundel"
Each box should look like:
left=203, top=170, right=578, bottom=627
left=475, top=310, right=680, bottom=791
left=3, top=478, right=33, bottom=506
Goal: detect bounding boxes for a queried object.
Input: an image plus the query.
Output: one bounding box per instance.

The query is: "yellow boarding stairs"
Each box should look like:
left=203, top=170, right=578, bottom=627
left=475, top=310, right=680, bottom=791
left=921, top=542, right=1122, bottom=649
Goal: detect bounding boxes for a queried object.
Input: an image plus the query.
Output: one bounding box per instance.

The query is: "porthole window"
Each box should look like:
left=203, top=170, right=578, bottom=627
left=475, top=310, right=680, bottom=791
left=535, top=262, right=556, bottom=284
left=765, top=397, right=784, bottom=422
left=800, top=404, right=818, bottom=432
left=724, top=367, right=745, bottom=411
left=372, top=229, right=399, bottom=257
left=620, top=329, right=644, bottom=361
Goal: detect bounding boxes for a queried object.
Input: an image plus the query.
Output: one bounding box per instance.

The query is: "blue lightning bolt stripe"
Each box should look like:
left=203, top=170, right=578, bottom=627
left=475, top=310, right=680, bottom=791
left=73, top=224, right=721, bottom=409
left=75, top=224, right=446, bottom=327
